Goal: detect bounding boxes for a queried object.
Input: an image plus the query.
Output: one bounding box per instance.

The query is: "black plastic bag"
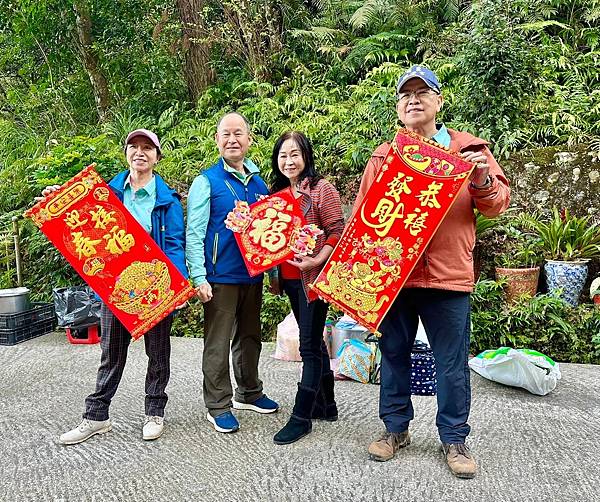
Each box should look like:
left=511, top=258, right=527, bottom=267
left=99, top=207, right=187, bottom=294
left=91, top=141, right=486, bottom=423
left=52, top=286, right=101, bottom=328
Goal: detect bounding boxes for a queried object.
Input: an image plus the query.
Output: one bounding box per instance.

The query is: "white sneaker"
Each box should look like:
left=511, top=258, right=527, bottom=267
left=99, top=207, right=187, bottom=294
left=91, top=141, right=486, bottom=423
left=143, top=415, right=164, bottom=440
left=59, top=418, right=112, bottom=445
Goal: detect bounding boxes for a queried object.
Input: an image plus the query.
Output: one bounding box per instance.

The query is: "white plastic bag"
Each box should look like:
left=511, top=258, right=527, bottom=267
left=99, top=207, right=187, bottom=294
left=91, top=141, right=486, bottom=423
left=469, top=347, right=561, bottom=396
left=272, top=312, right=301, bottom=362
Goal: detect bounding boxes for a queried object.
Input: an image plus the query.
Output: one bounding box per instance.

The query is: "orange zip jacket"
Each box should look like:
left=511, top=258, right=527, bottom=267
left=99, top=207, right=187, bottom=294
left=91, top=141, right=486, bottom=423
left=351, top=129, right=511, bottom=292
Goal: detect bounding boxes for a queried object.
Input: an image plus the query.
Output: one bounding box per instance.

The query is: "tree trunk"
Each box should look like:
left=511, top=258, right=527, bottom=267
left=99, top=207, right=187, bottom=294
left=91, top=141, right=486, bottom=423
left=222, top=0, right=283, bottom=82
left=72, top=0, right=110, bottom=122
left=176, top=0, right=214, bottom=103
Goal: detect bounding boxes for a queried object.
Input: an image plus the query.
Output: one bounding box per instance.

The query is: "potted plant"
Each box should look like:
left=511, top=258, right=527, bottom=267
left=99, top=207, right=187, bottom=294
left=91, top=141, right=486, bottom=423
left=522, top=208, right=600, bottom=306
left=591, top=277, right=600, bottom=307
left=494, top=225, right=541, bottom=303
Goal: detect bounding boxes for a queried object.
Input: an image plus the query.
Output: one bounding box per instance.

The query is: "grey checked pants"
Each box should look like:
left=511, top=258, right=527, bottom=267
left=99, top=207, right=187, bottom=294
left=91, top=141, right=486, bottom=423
left=83, top=303, right=172, bottom=421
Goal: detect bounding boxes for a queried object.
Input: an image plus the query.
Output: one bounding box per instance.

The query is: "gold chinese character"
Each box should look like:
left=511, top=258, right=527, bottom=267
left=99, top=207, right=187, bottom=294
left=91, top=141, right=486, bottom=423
left=72, top=232, right=102, bottom=259
left=90, top=205, right=117, bottom=229
left=64, top=210, right=88, bottom=229
left=361, top=199, right=405, bottom=237
left=248, top=208, right=292, bottom=253
left=404, top=208, right=429, bottom=236
left=385, top=173, right=413, bottom=203
left=417, top=181, right=443, bottom=209
left=103, top=226, right=135, bottom=255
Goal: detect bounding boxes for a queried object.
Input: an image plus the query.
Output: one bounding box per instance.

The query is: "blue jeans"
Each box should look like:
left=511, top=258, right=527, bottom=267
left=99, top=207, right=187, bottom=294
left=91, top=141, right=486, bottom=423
left=282, top=280, right=330, bottom=392
left=378, top=288, right=471, bottom=444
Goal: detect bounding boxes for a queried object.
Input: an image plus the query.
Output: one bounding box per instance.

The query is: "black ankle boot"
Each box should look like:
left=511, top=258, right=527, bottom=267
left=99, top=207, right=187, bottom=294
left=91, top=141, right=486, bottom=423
left=311, top=390, right=338, bottom=421
left=273, top=416, right=312, bottom=445
left=273, top=384, right=315, bottom=445
left=313, top=372, right=338, bottom=421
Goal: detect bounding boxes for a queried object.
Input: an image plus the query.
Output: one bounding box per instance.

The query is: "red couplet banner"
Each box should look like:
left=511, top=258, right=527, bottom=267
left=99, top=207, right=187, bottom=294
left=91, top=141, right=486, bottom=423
left=310, top=129, right=474, bottom=334
left=232, top=190, right=306, bottom=277
left=24, top=165, right=196, bottom=340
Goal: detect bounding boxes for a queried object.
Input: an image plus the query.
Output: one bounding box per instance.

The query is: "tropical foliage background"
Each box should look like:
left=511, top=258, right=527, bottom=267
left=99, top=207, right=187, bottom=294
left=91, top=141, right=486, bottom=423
left=0, top=0, right=599, bottom=358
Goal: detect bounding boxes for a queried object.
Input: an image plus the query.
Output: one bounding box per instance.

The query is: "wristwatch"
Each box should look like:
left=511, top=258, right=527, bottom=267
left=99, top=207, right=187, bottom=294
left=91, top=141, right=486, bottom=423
left=471, top=175, right=492, bottom=190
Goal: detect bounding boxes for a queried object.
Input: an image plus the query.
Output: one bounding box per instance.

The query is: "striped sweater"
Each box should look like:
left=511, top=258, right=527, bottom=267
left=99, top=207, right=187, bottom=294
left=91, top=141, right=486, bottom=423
left=295, top=177, right=345, bottom=302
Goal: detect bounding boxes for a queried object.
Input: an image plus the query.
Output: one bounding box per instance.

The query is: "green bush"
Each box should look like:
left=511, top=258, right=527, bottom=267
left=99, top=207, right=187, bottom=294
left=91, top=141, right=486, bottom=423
left=261, top=286, right=290, bottom=342
left=471, top=279, right=600, bottom=364
left=18, top=219, right=78, bottom=301
left=31, top=134, right=123, bottom=189
left=170, top=298, right=204, bottom=338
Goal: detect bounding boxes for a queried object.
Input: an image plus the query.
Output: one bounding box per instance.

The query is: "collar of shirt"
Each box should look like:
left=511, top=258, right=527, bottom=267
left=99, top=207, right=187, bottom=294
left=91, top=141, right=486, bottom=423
left=124, top=174, right=156, bottom=200
left=431, top=123, right=451, bottom=148
left=222, top=158, right=260, bottom=183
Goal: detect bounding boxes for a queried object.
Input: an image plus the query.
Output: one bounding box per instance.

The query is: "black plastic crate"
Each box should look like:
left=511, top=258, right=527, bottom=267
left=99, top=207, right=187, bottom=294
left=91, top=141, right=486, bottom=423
left=0, top=303, right=55, bottom=330
left=0, top=318, right=55, bottom=346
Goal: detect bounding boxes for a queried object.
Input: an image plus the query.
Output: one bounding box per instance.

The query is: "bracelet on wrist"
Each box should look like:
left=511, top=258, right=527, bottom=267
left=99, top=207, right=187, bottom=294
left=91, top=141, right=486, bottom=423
left=471, top=175, right=492, bottom=189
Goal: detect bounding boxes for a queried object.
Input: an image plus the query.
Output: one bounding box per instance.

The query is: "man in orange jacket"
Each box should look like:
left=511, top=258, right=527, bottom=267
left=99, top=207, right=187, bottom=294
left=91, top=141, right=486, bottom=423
left=353, top=65, right=510, bottom=478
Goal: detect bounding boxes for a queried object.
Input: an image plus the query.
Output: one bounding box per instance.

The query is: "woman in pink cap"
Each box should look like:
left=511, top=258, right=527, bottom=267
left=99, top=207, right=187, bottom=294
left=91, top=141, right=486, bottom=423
left=42, top=129, right=187, bottom=445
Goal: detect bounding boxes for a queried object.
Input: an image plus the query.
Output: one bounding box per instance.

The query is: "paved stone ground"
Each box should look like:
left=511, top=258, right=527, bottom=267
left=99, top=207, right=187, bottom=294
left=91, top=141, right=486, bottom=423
left=1, top=332, right=599, bottom=502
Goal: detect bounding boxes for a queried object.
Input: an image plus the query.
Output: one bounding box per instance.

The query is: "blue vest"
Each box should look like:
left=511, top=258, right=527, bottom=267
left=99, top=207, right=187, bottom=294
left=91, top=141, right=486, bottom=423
left=203, top=159, right=269, bottom=284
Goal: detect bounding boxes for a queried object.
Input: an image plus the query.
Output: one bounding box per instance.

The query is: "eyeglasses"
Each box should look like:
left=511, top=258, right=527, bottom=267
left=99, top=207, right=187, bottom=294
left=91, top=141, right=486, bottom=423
left=396, top=88, right=439, bottom=102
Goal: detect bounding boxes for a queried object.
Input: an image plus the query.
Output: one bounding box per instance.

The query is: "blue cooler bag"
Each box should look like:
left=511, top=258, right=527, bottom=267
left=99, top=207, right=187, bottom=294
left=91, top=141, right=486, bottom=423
left=411, top=340, right=437, bottom=396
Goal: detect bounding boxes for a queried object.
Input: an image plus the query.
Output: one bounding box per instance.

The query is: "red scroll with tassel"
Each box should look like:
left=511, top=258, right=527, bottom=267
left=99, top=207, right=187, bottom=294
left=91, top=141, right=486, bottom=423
left=24, top=165, right=195, bottom=340
left=310, top=129, right=475, bottom=335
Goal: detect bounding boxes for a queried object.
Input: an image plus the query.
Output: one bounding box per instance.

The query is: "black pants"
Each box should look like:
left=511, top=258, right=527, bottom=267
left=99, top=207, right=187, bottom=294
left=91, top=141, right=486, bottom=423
left=282, top=280, right=330, bottom=392
left=83, top=303, right=172, bottom=421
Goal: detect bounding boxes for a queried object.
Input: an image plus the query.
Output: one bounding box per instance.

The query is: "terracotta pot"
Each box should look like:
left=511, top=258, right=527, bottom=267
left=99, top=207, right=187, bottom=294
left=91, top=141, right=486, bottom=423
left=495, top=267, right=540, bottom=304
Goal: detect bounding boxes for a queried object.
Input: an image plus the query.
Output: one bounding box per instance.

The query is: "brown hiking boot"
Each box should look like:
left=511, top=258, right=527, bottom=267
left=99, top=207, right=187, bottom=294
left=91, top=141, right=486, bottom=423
left=442, top=443, right=477, bottom=478
left=368, top=431, right=411, bottom=462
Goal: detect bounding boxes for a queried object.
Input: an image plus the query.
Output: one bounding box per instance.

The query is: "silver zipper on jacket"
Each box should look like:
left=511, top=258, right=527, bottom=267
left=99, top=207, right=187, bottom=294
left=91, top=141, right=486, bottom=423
left=212, top=233, right=219, bottom=270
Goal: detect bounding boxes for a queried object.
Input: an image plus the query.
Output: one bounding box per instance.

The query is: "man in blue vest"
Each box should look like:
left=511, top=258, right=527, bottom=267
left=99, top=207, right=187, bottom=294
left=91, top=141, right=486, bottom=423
left=187, top=112, right=279, bottom=433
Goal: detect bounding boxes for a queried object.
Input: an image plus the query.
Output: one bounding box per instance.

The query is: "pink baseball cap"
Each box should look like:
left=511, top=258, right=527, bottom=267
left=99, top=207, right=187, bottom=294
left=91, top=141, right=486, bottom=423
left=125, top=129, right=162, bottom=155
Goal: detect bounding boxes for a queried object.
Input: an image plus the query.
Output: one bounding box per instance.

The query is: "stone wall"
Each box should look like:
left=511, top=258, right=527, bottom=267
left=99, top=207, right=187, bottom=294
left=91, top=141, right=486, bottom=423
left=503, top=144, right=599, bottom=217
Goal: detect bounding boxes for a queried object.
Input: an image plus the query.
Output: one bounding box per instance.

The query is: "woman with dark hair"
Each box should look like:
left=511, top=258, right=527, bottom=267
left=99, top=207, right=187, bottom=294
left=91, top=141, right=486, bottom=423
left=270, top=131, right=345, bottom=445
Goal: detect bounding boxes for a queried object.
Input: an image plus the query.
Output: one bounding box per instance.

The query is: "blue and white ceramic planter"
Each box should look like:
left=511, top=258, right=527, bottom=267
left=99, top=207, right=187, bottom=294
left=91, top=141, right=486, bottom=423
left=544, top=260, right=589, bottom=307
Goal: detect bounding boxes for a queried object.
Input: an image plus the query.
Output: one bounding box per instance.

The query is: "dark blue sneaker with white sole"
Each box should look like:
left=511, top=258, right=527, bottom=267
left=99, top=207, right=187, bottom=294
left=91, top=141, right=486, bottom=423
left=232, top=395, right=279, bottom=414
left=206, top=411, right=240, bottom=433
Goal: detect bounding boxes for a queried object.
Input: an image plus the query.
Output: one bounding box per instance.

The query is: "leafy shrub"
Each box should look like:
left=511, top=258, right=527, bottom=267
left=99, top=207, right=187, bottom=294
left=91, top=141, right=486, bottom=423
left=450, top=0, right=540, bottom=156
left=261, top=286, right=290, bottom=342
left=18, top=219, right=79, bottom=301
left=521, top=208, right=600, bottom=261
left=170, top=298, right=204, bottom=338
left=471, top=279, right=600, bottom=364
left=31, top=134, right=123, bottom=189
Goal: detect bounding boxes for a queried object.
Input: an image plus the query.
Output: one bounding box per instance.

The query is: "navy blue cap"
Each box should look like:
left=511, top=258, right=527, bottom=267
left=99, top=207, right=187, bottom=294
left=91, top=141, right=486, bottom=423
left=396, top=65, right=441, bottom=96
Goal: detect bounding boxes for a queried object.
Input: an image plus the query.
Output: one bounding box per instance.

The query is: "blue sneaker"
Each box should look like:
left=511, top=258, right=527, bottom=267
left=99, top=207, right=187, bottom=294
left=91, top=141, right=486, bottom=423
left=232, top=395, right=279, bottom=414
left=206, top=411, right=239, bottom=433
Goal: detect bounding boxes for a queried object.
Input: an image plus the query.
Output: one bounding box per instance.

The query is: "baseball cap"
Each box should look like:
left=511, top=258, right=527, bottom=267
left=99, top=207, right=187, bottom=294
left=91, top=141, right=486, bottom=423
left=125, top=129, right=162, bottom=155
left=396, top=65, right=441, bottom=96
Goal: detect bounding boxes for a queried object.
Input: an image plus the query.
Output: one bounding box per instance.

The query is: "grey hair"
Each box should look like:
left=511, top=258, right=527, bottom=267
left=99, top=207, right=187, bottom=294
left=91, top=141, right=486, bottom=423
left=216, top=112, right=251, bottom=133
